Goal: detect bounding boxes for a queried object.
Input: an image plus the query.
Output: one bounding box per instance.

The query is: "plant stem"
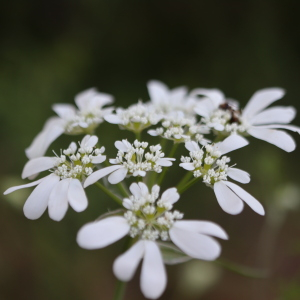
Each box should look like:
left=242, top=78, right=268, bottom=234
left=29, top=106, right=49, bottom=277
left=215, top=259, right=269, bottom=279
left=157, top=143, right=179, bottom=186
left=135, top=131, right=141, bottom=140
left=176, top=172, right=193, bottom=190
left=117, top=182, right=130, bottom=197
left=177, top=177, right=200, bottom=194
left=113, top=280, right=127, bottom=300
left=94, top=182, right=123, bottom=206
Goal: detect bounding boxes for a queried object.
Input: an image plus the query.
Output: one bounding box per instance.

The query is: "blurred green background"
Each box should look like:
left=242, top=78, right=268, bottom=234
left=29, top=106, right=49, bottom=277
left=1, top=1, right=300, bottom=299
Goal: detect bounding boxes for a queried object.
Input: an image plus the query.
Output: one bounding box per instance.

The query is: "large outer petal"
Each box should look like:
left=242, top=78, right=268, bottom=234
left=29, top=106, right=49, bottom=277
left=25, top=117, right=65, bottom=159
left=227, top=168, right=250, bottom=184
left=214, top=181, right=244, bottom=215
left=185, top=141, right=200, bottom=152
left=147, top=80, right=169, bottom=104
left=113, top=240, right=145, bottom=281
left=4, top=177, right=44, bottom=195
left=242, top=88, right=285, bottom=120
left=22, top=157, right=58, bottom=179
left=194, top=98, right=217, bottom=118
left=108, top=167, right=128, bottom=184
left=224, top=181, right=265, bottom=215
left=68, top=179, right=88, bottom=212
left=191, top=88, right=225, bottom=106
left=77, top=216, right=130, bottom=249
left=52, top=104, right=76, bottom=119
left=84, top=165, right=123, bottom=187
left=169, top=227, right=222, bottom=261
left=215, top=134, right=249, bottom=155
left=179, top=163, right=195, bottom=171
left=48, top=178, right=70, bottom=221
left=23, top=174, right=60, bottom=220
left=140, top=241, right=167, bottom=299
left=173, top=220, right=228, bottom=240
left=248, top=127, right=296, bottom=152
left=160, top=188, right=180, bottom=205
left=249, top=106, right=296, bottom=125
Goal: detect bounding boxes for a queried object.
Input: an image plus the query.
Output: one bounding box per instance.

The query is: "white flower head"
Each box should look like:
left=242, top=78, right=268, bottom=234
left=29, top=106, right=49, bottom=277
left=104, top=101, right=162, bottom=133
left=193, top=87, right=300, bottom=152
left=4, top=135, right=106, bottom=221
left=84, top=140, right=175, bottom=186
left=180, top=135, right=264, bottom=215
left=77, top=182, right=228, bottom=299
left=148, top=111, right=210, bottom=144
left=26, top=88, right=113, bottom=159
left=147, top=80, right=198, bottom=116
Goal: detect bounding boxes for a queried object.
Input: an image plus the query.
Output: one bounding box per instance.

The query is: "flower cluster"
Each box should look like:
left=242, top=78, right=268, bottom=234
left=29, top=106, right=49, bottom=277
left=4, top=80, right=300, bottom=299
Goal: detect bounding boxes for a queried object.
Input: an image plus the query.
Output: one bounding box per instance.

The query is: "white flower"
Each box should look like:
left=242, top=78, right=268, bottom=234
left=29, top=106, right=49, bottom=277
left=77, top=182, right=228, bottom=299
left=4, top=135, right=106, bottom=221
left=193, top=88, right=300, bottom=152
left=104, top=101, right=162, bottom=132
left=84, top=140, right=175, bottom=186
left=147, top=80, right=198, bottom=116
left=179, top=135, right=264, bottom=215
left=148, top=111, right=210, bottom=144
left=240, top=88, right=300, bottom=152
left=25, top=88, right=113, bottom=159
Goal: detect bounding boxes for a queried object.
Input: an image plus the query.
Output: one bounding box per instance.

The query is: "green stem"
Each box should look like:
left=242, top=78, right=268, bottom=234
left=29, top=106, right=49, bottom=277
left=117, top=182, right=130, bottom=197
left=94, top=182, right=123, bottom=206
left=135, top=131, right=141, bottom=141
left=177, top=177, right=200, bottom=194
left=157, top=143, right=179, bottom=186
left=113, top=280, right=126, bottom=300
left=215, top=259, right=269, bottom=279
left=176, top=172, right=193, bottom=190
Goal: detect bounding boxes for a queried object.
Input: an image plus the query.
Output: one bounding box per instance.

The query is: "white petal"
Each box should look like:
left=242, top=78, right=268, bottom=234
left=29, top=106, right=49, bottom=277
left=4, top=177, right=45, bottom=195
left=254, top=124, right=300, bottom=133
left=191, top=88, right=225, bottom=106
left=214, top=181, right=244, bottom=215
left=227, top=168, right=250, bottom=184
left=108, top=167, right=128, bottom=184
left=69, top=142, right=77, bottom=153
left=52, top=104, right=76, bottom=119
left=68, top=179, right=88, bottom=212
left=147, top=80, right=169, bottom=104
left=74, top=88, right=98, bottom=110
left=104, top=114, right=122, bottom=124
left=169, top=227, right=222, bottom=260
left=248, top=127, right=296, bottom=152
left=215, top=134, right=249, bottom=155
left=250, top=106, right=296, bottom=125
left=22, top=157, right=58, bottom=179
left=83, top=135, right=98, bottom=147
left=194, top=98, right=216, bottom=118
left=148, top=130, right=159, bottom=136
left=129, top=182, right=142, bottom=198
left=160, top=188, right=180, bottom=205
left=76, top=216, right=130, bottom=249
left=115, top=140, right=131, bottom=152
left=173, top=220, right=228, bottom=240
left=84, top=165, right=123, bottom=187
left=91, top=155, right=106, bottom=164
left=25, top=117, right=65, bottom=159
left=224, top=181, right=265, bottom=215
left=113, top=240, right=145, bottom=281
left=243, top=88, right=285, bottom=119
left=141, top=241, right=167, bottom=299
left=185, top=141, right=200, bottom=152
left=23, top=174, right=60, bottom=220
left=179, top=163, right=195, bottom=171
left=138, top=182, right=149, bottom=196
left=48, top=178, right=70, bottom=221
left=157, top=158, right=175, bottom=167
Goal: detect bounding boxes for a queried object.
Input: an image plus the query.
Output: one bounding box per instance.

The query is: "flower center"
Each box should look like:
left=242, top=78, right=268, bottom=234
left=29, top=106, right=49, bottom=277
left=123, top=189, right=183, bottom=241
left=53, top=143, right=105, bottom=180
